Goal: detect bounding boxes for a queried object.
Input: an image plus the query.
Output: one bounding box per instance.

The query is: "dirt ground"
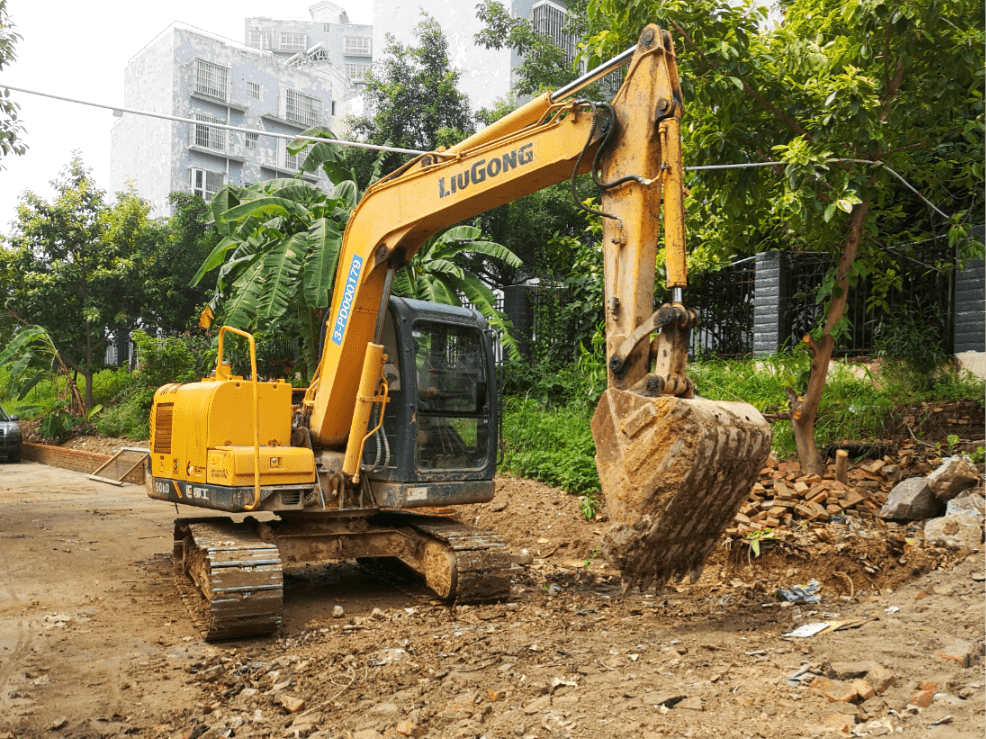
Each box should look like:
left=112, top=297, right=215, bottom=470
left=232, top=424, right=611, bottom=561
left=0, top=458, right=983, bottom=739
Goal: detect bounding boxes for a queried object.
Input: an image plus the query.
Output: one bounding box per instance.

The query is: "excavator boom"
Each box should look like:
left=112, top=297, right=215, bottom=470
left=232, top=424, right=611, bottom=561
left=306, top=24, right=772, bottom=591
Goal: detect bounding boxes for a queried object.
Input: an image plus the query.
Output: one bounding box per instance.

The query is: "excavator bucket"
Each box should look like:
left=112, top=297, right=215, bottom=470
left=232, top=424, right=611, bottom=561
left=591, top=389, right=772, bottom=592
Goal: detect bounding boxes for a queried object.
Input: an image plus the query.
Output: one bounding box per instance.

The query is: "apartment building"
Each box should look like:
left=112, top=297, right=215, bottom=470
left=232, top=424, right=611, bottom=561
left=110, top=23, right=345, bottom=216
left=244, top=1, right=373, bottom=101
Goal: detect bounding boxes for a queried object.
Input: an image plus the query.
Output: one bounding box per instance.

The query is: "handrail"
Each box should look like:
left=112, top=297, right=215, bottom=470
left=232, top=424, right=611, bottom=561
left=216, top=326, right=262, bottom=511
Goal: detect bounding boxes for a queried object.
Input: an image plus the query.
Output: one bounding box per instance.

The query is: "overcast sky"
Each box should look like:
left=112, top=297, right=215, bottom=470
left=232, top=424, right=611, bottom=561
left=0, top=1, right=372, bottom=233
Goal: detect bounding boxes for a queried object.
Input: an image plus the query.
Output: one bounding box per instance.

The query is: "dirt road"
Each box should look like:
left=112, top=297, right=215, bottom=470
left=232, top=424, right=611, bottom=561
left=0, top=462, right=982, bottom=739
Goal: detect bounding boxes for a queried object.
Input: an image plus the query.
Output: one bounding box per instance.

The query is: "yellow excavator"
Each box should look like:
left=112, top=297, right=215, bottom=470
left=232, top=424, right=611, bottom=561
left=147, top=25, right=772, bottom=639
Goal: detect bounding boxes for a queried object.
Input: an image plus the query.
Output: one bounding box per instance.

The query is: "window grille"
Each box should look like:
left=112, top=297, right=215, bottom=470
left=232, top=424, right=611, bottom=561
left=247, top=81, right=260, bottom=100
left=190, top=168, right=225, bottom=200
left=280, top=32, right=307, bottom=51
left=531, top=1, right=577, bottom=64
left=247, top=29, right=262, bottom=48
left=344, top=36, right=371, bottom=56
left=193, top=59, right=229, bottom=101
left=245, top=132, right=259, bottom=150
left=285, top=89, right=322, bottom=127
left=192, top=113, right=225, bottom=151
left=284, top=142, right=307, bottom=171
left=344, top=62, right=371, bottom=82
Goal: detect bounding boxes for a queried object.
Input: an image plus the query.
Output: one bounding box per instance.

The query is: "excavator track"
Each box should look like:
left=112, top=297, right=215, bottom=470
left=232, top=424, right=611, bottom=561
left=173, top=518, right=283, bottom=641
left=403, top=516, right=517, bottom=604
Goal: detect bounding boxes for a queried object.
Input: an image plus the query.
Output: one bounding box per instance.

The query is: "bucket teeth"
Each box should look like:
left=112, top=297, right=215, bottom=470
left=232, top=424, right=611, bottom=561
left=592, top=389, right=772, bottom=592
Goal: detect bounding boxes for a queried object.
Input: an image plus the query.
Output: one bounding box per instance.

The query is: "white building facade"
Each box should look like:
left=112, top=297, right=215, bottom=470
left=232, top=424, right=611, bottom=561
left=244, top=1, right=373, bottom=104
left=111, top=24, right=346, bottom=216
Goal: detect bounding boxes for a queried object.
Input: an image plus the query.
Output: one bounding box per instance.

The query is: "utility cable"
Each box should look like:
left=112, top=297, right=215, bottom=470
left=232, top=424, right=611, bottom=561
left=0, top=82, right=959, bottom=219
left=0, top=82, right=428, bottom=156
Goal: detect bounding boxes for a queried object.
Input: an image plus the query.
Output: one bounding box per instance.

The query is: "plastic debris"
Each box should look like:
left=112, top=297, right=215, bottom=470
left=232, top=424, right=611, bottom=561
left=783, top=622, right=833, bottom=638
left=776, top=579, right=822, bottom=604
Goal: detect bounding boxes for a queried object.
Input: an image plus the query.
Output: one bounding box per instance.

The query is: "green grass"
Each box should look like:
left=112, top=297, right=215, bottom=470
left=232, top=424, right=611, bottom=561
left=502, top=352, right=985, bottom=495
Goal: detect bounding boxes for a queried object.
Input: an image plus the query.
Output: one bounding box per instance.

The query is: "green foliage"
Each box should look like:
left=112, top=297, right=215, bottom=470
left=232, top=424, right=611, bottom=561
left=132, top=330, right=200, bottom=388
left=0, top=325, right=63, bottom=402
left=393, top=225, right=523, bottom=359
left=0, top=1, right=26, bottom=164
left=873, top=300, right=949, bottom=379
left=132, top=193, right=222, bottom=335
left=195, top=139, right=358, bottom=380
left=474, top=0, right=591, bottom=100
left=0, top=157, right=152, bottom=410
left=90, top=368, right=136, bottom=408
left=502, top=352, right=985, bottom=496
left=501, top=396, right=600, bottom=494
left=347, top=14, right=474, bottom=185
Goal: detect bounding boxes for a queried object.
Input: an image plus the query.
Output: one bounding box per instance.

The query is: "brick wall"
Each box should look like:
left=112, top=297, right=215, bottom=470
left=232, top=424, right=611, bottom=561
left=22, top=443, right=146, bottom=485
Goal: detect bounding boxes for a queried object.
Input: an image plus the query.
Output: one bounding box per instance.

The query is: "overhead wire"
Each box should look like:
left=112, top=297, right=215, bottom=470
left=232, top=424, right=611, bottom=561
left=0, top=82, right=958, bottom=220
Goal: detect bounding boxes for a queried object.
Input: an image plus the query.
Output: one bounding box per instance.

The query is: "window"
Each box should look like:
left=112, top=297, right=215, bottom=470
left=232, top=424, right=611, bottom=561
left=285, top=89, right=322, bottom=127
left=344, top=35, right=371, bottom=56
left=192, top=113, right=225, bottom=151
left=411, top=321, right=490, bottom=472
left=532, top=1, right=577, bottom=64
left=280, top=32, right=306, bottom=51
left=193, top=59, right=229, bottom=101
left=247, top=81, right=260, bottom=100
left=284, top=142, right=307, bottom=171
left=190, top=168, right=225, bottom=200
left=248, top=29, right=272, bottom=50
left=344, top=62, right=371, bottom=82
left=245, top=132, right=259, bottom=150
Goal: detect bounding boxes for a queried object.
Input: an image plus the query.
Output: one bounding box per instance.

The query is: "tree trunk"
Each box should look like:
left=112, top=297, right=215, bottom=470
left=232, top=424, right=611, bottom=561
left=84, top=318, right=93, bottom=414
left=787, top=199, right=871, bottom=476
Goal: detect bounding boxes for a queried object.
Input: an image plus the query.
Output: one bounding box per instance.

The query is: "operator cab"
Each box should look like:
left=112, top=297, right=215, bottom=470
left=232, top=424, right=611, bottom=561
left=362, top=297, right=498, bottom=507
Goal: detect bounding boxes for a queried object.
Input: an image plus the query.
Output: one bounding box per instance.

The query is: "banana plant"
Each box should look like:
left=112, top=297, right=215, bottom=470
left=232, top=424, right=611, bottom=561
left=194, top=129, right=522, bottom=378
left=393, top=224, right=522, bottom=360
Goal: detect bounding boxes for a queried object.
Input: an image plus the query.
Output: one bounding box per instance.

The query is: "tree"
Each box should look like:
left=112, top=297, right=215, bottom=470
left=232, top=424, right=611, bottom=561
left=471, top=0, right=603, bottom=287
left=474, top=0, right=588, bottom=101
left=585, top=0, right=985, bottom=474
left=347, top=14, right=474, bottom=185
left=0, top=0, right=26, bottom=166
left=193, top=169, right=352, bottom=381
left=0, top=157, right=144, bottom=411
left=132, top=193, right=222, bottom=335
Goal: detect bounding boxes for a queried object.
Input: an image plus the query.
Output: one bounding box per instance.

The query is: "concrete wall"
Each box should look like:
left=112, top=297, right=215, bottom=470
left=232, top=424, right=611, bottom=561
left=111, top=31, right=177, bottom=213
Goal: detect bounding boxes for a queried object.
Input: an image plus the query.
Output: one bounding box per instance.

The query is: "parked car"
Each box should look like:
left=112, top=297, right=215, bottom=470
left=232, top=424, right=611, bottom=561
left=0, top=405, right=22, bottom=463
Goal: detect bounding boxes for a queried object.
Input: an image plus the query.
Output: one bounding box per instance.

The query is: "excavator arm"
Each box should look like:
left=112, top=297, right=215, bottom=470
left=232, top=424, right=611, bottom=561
left=305, top=24, right=772, bottom=592
left=306, top=26, right=674, bottom=446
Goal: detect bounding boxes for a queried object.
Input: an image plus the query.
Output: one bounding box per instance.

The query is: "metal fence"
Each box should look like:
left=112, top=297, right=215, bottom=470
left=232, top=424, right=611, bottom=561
left=688, top=258, right=756, bottom=357
left=499, top=241, right=959, bottom=363
left=785, top=242, right=955, bottom=356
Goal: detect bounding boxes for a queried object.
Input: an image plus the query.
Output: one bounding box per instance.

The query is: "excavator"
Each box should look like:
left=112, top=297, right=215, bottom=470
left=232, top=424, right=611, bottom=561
left=146, top=24, right=772, bottom=639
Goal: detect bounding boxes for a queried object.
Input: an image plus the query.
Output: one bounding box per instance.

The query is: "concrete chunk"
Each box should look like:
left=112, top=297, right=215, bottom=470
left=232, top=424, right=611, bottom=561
left=880, top=477, right=944, bottom=521
left=926, top=457, right=980, bottom=501
left=947, top=492, right=985, bottom=520
left=924, top=512, right=984, bottom=549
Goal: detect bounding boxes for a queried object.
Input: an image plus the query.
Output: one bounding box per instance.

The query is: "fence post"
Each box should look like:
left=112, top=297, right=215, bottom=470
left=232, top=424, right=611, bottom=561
left=753, top=251, right=789, bottom=356
left=953, top=229, right=985, bottom=353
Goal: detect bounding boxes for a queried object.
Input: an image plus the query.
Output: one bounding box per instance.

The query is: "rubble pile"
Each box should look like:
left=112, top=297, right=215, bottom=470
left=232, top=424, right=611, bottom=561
left=727, top=443, right=985, bottom=554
